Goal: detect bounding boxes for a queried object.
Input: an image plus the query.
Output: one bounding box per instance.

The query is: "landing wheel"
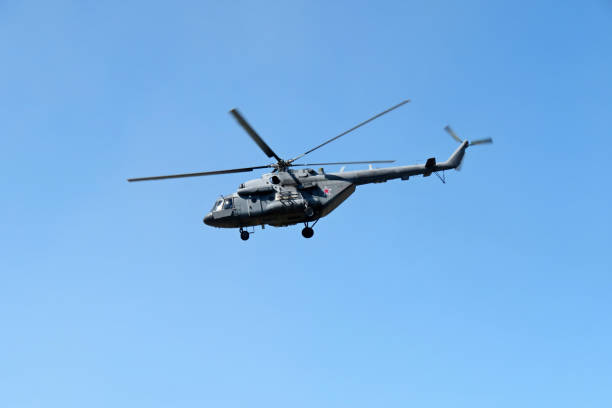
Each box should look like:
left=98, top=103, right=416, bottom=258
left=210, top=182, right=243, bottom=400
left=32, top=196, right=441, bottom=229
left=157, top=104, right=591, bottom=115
left=301, top=227, right=314, bottom=239
left=240, top=230, right=250, bottom=241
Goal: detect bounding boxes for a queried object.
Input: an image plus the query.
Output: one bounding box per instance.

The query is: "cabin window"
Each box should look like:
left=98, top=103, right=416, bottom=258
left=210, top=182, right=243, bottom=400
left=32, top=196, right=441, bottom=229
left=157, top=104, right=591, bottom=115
left=223, top=198, right=234, bottom=209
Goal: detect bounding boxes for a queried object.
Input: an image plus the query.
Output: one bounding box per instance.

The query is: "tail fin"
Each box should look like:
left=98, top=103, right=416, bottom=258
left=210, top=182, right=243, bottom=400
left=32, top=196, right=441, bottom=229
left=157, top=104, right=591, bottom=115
left=440, top=140, right=469, bottom=170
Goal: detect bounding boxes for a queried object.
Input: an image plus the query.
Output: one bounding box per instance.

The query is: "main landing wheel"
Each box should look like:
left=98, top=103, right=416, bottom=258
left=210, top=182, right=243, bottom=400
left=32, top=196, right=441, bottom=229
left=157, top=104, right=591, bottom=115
left=240, top=230, right=250, bottom=241
left=301, top=227, right=314, bottom=239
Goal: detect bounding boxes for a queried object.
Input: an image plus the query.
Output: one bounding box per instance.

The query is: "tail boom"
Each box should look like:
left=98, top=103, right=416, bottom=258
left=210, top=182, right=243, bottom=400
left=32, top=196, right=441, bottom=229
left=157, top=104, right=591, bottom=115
left=329, top=141, right=469, bottom=185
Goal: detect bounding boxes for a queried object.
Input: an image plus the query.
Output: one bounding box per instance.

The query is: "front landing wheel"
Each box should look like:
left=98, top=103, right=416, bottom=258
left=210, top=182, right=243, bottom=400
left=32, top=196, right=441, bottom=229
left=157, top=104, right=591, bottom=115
left=301, top=227, right=314, bottom=239
left=240, top=230, right=250, bottom=241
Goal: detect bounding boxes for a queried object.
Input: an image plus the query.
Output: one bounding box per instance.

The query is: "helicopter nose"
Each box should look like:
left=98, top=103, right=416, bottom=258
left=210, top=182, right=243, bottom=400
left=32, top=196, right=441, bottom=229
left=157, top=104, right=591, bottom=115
left=203, top=213, right=214, bottom=226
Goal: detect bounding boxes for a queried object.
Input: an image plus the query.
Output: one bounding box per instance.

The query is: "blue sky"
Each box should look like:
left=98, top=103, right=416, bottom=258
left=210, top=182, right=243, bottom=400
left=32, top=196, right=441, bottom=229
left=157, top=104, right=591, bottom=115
left=1, top=1, right=611, bottom=407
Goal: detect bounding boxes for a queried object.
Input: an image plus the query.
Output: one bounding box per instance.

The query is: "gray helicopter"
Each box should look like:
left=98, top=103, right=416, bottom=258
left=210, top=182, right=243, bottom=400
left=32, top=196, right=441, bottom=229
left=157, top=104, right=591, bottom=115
left=128, top=100, right=492, bottom=240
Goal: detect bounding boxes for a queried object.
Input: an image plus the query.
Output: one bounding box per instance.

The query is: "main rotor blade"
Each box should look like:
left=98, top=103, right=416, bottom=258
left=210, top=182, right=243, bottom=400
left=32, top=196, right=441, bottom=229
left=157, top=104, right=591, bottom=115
left=127, top=165, right=272, bottom=182
left=288, top=99, right=410, bottom=163
left=469, top=138, right=493, bottom=146
left=444, top=125, right=463, bottom=143
left=229, top=108, right=282, bottom=162
left=291, top=160, right=395, bottom=166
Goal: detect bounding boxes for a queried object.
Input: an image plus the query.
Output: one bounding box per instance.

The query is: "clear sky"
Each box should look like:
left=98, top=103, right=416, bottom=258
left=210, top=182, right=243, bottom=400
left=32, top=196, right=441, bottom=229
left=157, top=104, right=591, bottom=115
left=1, top=1, right=611, bottom=407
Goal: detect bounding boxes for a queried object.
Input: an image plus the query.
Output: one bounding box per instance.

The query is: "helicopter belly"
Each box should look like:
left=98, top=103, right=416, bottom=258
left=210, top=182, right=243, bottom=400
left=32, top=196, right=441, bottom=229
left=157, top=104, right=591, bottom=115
left=263, top=194, right=308, bottom=226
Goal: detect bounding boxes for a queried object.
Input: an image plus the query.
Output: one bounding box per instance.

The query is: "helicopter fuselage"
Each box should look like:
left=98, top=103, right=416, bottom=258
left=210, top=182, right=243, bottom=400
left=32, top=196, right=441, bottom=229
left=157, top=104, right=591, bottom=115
left=203, top=141, right=467, bottom=229
left=128, top=99, right=490, bottom=240
left=203, top=168, right=354, bottom=228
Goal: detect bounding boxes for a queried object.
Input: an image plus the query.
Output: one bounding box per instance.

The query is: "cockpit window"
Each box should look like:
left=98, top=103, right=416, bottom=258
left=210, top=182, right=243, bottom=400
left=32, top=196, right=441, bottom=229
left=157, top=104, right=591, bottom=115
left=211, top=199, right=223, bottom=212
left=223, top=198, right=234, bottom=209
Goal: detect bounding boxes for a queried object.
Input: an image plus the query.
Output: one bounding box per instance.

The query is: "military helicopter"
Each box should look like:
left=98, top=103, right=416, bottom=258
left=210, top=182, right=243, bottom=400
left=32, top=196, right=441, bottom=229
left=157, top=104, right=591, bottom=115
left=128, top=100, right=492, bottom=240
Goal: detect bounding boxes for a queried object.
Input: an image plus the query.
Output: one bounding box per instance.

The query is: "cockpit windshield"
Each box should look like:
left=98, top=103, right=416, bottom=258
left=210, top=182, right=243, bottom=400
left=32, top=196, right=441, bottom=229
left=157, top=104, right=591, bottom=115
left=211, top=199, right=223, bottom=212
left=211, top=197, right=234, bottom=212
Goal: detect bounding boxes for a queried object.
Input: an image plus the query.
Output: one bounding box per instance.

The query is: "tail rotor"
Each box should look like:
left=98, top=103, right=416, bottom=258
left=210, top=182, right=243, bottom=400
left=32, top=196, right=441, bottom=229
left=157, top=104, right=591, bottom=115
left=444, top=125, right=493, bottom=170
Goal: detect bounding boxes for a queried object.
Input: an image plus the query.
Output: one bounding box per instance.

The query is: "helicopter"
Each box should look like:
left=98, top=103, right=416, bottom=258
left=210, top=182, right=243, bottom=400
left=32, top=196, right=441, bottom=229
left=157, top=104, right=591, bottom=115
left=127, top=99, right=492, bottom=240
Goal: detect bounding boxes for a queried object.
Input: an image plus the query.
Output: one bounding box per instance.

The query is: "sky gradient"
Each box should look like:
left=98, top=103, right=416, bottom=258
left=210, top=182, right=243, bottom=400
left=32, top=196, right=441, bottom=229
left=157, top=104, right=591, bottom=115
left=1, top=1, right=611, bottom=407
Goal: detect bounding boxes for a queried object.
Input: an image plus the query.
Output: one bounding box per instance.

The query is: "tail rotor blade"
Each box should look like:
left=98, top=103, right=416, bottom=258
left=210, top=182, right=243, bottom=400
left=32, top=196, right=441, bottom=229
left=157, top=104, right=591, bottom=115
left=444, top=125, right=463, bottom=143
left=469, top=138, right=493, bottom=146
